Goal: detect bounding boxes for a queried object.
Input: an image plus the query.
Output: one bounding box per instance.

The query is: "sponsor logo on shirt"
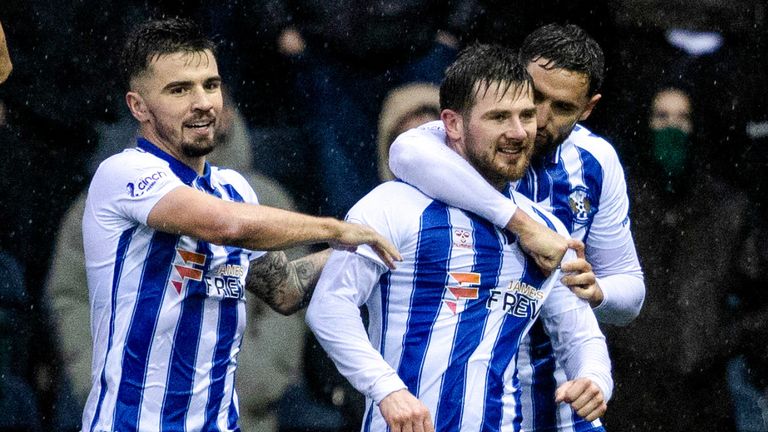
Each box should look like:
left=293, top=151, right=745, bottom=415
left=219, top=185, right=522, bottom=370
left=443, top=272, right=480, bottom=314
left=204, top=264, right=246, bottom=300
left=486, top=280, right=543, bottom=318
left=171, top=249, right=206, bottom=294
left=126, top=169, right=168, bottom=197
left=453, top=228, right=472, bottom=248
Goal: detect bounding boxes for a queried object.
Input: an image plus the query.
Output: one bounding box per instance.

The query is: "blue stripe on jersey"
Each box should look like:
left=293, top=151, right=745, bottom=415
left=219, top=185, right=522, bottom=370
left=362, top=400, right=375, bottom=432
left=512, top=361, right=523, bottom=432
left=435, top=213, right=503, bottom=432
left=576, top=147, right=604, bottom=243
left=527, top=321, right=558, bottom=431
left=547, top=159, right=574, bottom=232
left=113, top=231, right=179, bottom=430
left=227, top=372, right=239, bottom=431
left=379, top=271, right=392, bottom=359
left=161, top=241, right=213, bottom=431
left=90, top=227, right=136, bottom=432
left=397, top=201, right=451, bottom=395
left=203, top=248, right=243, bottom=429
left=483, top=249, right=547, bottom=432
left=221, top=184, right=244, bottom=203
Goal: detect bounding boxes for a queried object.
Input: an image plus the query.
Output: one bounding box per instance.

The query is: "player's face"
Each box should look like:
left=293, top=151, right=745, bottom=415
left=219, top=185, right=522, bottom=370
left=454, top=82, right=537, bottom=189
left=129, top=50, right=223, bottom=161
left=527, top=58, right=600, bottom=155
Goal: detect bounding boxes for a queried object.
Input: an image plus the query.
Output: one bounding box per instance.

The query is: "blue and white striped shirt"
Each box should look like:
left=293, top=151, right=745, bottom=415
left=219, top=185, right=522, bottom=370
left=306, top=181, right=611, bottom=432
left=82, top=138, right=263, bottom=432
left=389, top=121, right=642, bottom=432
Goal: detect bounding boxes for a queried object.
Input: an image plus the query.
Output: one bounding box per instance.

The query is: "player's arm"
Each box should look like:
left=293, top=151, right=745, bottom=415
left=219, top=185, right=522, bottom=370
left=245, top=248, right=331, bottom=315
left=389, top=128, right=567, bottom=272
left=305, top=251, right=434, bottom=432
left=540, top=272, right=613, bottom=422
left=147, top=185, right=401, bottom=268
left=0, top=21, right=11, bottom=84
left=559, top=239, right=644, bottom=325
left=560, top=146, right=645, bottom=325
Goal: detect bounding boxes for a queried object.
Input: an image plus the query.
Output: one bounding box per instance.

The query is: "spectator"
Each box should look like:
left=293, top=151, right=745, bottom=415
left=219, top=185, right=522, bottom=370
left=376, top=83, right=440, bottom=182
left=604, top=85, right=766, bottom=431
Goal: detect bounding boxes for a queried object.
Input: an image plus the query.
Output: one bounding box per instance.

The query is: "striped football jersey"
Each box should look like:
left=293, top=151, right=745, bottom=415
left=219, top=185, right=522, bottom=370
left=82, top=138, right=263, bottom=432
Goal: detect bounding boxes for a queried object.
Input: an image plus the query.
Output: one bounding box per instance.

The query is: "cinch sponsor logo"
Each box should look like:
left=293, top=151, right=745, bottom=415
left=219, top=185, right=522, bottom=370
left=126, top=170, right=168, bottom=197
left=443, top=272, right=480, bottom=314
left=486, top=280, right=542, bottom=318
left=171, top=249, right=206, bottom=294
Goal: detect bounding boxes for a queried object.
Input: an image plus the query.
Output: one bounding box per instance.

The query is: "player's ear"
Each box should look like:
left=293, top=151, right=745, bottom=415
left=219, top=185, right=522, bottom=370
left=579, top=93, right=601, bottom=122
left=126, top=91, right=148, bottom=122
left=442, top=109, right=464, bottom=141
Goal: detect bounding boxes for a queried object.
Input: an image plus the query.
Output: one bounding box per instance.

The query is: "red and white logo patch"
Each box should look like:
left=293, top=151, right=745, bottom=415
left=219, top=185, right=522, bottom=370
left=442, top=272, right=480, bottom=315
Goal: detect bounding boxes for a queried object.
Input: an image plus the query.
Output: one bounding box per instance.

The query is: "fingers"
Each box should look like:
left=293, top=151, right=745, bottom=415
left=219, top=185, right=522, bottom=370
left=372, top=236, right=402, bottom=270
left=556, top=379, right=606, bottom=422
left=379, top=390, right=432, bottom=432
left=335, top=223, right=402, bottom=269
left=567, top=238, right=585, bottom=258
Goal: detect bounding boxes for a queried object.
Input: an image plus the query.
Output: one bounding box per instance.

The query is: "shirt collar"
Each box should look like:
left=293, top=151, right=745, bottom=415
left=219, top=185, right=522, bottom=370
left=136, top=137, right=210, bottom=186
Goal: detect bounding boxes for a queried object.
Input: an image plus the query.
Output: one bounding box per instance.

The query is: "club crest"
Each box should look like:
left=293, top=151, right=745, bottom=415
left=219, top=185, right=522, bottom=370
left=568, top=186, right=594, bottom=224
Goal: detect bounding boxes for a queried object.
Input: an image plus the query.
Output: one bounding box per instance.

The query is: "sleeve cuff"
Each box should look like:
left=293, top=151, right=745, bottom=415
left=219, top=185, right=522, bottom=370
left=370, top=371, right=408, bottom=404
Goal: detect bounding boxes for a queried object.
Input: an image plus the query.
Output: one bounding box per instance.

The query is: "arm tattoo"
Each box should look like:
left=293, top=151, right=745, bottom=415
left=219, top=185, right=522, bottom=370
left=246, top=249, right=330, bottom=315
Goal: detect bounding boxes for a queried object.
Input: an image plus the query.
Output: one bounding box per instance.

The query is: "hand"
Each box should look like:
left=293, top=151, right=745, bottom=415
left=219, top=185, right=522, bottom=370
left=507, top=209, right=568, bottom=274
left=330, top=221, right=402, bottom=269
left=555, top=378, right=607, bottom=422
left=379, top=389, right=434, bottom=432
left=560, top=240, right=604, bottom=307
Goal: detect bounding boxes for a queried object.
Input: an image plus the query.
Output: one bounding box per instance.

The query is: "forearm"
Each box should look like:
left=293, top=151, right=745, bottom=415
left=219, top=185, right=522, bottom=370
left=592, top=272, right=645, bottom=325
left=587, top=240, right=645, bottom=326
left=148, top=187, right=346, bottom=250
left=543, top=286, right=613, bottom=401
left=226, top=203, right=344, bottom=251
left=246, top=249, right=332, bottom=315
left=306, top=251, right=407, bottom=403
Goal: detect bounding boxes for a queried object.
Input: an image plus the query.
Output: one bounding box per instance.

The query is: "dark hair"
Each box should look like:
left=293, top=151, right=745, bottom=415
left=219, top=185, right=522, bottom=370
left=440, top=43, right=532, bottom=114
left=120, top=18, right=216, bottom=89
left=520, top=24, right=604, bottom=95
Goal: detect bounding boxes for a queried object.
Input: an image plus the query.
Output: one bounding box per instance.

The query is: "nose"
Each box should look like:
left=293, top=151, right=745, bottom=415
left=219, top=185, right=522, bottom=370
left=191, top=86, right=214, bottom=112
left=536, top=103, right=551, bottom=129
left=504, top=118, right=528, bottom=141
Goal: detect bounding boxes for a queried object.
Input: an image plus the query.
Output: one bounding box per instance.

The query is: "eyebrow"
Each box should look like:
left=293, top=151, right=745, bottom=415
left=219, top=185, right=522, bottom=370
left=162, top=76, right=222, bottom=91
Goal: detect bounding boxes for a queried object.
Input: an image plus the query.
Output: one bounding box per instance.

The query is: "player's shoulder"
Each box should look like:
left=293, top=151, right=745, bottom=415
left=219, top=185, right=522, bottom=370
left=511, top=190, right=571, bottom=238
left=348, top=181, right=434, bottom=220
left=566, top=124, right=621, bottom=164
left=92, top=147, right=174, bottom=188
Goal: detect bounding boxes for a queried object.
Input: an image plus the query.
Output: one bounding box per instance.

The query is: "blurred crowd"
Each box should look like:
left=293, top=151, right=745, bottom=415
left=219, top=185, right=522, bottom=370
left=0, top=1, right=767, bottom=431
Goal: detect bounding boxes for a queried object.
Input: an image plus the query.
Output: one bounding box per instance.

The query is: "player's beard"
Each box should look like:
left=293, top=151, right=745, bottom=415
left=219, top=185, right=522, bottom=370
left=535, top=120, right=577, bottom=157
left=176, top=117, right=219, bottom=157
left=181, top=136, right=217, bottom=158
left=464, top=130, right=532, bottom=189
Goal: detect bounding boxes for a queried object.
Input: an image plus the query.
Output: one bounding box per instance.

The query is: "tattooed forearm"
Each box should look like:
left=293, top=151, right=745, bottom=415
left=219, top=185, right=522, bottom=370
left=246, top=249, right=332, bottom=315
